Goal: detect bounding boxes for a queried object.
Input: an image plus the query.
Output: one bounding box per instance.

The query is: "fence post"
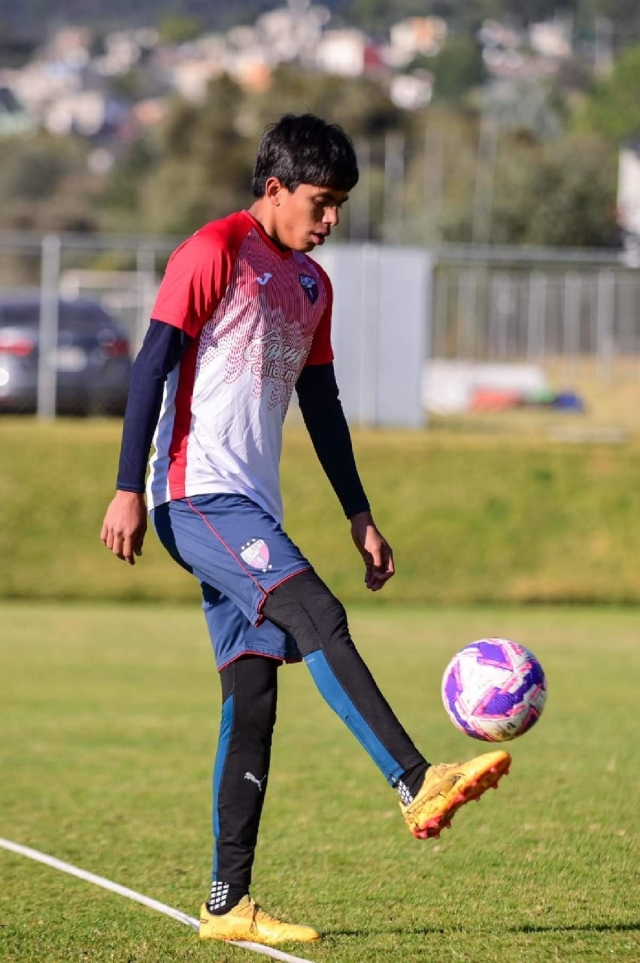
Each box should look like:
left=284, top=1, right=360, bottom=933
left=382, top=131, right=405, bottom=244
left=596, top=270, right=615, bottom=383
left=37, top=234, right=61, bottom=421
left=457, top=270, right=477, bottom=360
left=359, top=244, right=379, bottom=425
left=563, top=271, right=581, bottom=378
left=136, top=243, right=157, bottom=352
left=527, top=271, right=547, bottom=363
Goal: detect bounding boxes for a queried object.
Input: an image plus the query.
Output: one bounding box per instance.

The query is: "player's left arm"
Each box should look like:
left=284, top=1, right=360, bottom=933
left=295, top=361, right=394, bottom=592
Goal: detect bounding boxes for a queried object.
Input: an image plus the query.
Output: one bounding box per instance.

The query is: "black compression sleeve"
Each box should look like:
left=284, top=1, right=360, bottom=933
left=295, top=362, right=370, bottom=519
left=116, top=320, right=193, bottom=492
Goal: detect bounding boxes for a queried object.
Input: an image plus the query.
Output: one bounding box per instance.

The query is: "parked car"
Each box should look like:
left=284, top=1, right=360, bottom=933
left=0, top=291, right=132, bottom=416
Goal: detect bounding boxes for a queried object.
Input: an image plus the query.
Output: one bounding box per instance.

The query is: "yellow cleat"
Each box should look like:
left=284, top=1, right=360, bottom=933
left=401, top=750, right=511, bottom=839
left=199, top=896, right=322, bottom=945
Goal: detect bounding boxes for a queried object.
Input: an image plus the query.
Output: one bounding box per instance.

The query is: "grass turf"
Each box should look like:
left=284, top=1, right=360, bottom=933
left=0, top=602, right=638, bottom=962
left=3, top=417, right=640, bottom=604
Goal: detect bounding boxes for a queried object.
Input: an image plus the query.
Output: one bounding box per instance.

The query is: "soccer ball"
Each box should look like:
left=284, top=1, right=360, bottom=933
left=441, top=638, right=547, bottom=742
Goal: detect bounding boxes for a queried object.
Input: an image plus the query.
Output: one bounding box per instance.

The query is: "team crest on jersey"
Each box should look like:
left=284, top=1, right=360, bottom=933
left=299, top=274, right=318, bottom=304
left=240, top=538, right=272, bottom=572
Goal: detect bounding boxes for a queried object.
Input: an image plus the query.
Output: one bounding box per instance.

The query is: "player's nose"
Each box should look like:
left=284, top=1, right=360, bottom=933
left=323, top=207, right=339, bottom=227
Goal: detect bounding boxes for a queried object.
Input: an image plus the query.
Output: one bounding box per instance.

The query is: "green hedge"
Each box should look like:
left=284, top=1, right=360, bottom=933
left=2, top=418, right=640, bottom=603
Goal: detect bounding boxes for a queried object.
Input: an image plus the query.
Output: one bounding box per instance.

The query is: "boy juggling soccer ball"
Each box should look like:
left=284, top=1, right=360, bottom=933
left=101, top=114, right=510, bottom=946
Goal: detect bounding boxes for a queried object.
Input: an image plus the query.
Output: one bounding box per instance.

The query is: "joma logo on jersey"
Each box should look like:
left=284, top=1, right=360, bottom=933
left=299, top=274, right=318, bottom=304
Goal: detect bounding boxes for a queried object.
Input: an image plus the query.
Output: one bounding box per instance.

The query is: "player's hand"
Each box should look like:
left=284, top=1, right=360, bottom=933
left=350, top=511, right=395, bottom=592
left=100, top=490, right=147, bottom=566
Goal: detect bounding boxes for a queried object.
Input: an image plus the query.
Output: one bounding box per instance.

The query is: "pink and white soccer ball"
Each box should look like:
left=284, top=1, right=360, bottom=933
left=441, top=638, right=547, bottom=742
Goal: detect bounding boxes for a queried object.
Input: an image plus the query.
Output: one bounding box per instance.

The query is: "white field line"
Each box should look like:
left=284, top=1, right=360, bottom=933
left=0, top=837, right=318, bottom=963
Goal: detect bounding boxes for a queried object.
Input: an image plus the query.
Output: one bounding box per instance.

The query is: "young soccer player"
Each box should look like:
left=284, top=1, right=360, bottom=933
left=101, top=113, right=510, bottom=946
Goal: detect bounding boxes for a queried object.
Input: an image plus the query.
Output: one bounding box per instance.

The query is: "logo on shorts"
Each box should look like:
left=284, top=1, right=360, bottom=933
left=299, top=274, right=318, bottom=304
left=244, top=771, right=266, bottom=791
left=240, top=538, right=272, bottom=572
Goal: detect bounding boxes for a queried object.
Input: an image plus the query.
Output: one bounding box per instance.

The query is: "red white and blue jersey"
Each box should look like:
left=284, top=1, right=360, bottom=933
left=146, top=210, right=333, bottom=521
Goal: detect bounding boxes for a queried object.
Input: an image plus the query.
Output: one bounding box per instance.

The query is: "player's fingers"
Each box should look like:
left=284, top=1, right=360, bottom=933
left=364, top=557, right=375, bottom=588
left=121, top=534, right=136, bottom=566
left=110, top=530, right=127, bottom=560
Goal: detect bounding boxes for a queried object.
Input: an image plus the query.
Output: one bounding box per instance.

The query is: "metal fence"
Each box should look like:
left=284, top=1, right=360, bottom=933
left=0, top=231, right=176, bottom=418
left=431, top=245, right=640, bottom=382
left=0, top=230, right=638, bottom=420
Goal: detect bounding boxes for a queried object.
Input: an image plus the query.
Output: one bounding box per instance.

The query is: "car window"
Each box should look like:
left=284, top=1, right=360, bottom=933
left=0, top=304, right=40, bottom=327
left=59, top=303, right=116, bottom=334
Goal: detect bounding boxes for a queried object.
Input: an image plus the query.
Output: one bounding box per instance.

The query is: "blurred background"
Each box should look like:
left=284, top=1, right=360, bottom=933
left=2, top=0, right=640, bottom=604
left=2, top=13, right=639, bottom=961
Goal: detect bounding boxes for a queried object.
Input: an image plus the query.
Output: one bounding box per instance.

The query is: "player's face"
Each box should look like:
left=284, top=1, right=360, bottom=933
left=274, top=183, right=349, bottom=252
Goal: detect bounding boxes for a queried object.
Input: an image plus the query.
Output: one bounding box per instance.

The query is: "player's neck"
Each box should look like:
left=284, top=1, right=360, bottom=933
left=247, top=201, right=290, bottom=252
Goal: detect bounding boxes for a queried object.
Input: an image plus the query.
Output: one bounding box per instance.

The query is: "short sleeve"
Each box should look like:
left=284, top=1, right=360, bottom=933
left=305, top=267, right=334, bottom=367
left=151, top=231, right=235, bottom=338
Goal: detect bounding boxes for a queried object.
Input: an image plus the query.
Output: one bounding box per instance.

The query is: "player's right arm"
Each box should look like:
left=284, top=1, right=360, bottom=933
left=100, top=225, right=236, bottom=565
left=100, top=321, right=192, bottom=565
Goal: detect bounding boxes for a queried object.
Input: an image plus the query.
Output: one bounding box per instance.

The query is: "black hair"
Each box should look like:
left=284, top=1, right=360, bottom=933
left=252, top=113, right=359, bottom=198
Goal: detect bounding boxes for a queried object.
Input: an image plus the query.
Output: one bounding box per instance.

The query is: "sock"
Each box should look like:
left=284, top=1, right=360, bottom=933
left=397, top=761, right=430, bottom=804
left=206, top=880, right=248, bottom=915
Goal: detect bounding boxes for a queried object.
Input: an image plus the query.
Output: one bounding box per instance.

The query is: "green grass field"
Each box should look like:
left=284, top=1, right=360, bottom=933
left=1, top=602, right=638, bottom=963
left=3, top=417, right=640, bottom=604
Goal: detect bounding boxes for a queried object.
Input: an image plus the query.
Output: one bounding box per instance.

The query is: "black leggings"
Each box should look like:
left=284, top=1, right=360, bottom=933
left=213, top=569, right=427, bottom=889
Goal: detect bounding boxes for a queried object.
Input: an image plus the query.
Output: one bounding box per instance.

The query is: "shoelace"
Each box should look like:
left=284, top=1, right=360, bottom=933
left=252, top=901, right=280, bottom=923
left=242, top=898, right=280, bottom=932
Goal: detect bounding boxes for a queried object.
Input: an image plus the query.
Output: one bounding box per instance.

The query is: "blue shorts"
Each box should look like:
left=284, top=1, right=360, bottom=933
left=151, top=494, right=311, bottom=670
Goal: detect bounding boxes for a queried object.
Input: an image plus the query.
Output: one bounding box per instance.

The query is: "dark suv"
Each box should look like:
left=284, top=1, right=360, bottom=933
left=0, top=291, right=132, bottom=415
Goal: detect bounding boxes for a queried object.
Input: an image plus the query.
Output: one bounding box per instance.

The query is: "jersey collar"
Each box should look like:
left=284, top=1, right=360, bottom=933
left=242, top=210, right=293, bottom=260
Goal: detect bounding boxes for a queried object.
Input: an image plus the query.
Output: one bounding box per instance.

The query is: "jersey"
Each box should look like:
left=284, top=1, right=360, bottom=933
left=146, top=210, right=333, bottom=522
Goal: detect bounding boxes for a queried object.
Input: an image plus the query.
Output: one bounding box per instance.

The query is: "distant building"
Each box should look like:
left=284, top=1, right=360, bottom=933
left=316, top=28, right=383, bottom=77
left=477, top=20, right=522, bottom=52
left=388, top=17, right=447, bottom=66
left=618, top=140, right=640, bottom=261
left=529, top=19, right=572, bottom=59
left=171, top=56, right=224, bottom=101
left=1, top=61, right=81, bottom=120
left=0, top=86, right=35, bottom=137
left=93, top=31, right=142, bottom=77
left=46, top=27, right=92, bottom=68
left=255, top=2, right=329, bottom=65
left=390, top=72, right=432, bottom=110
left=45, top=90, right=115, bottom=136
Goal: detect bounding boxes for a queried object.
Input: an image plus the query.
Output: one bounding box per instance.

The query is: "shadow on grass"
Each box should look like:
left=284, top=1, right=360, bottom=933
left=328, top=922, right=640, bottom=937
left=508, top=922, right=640, bottom=934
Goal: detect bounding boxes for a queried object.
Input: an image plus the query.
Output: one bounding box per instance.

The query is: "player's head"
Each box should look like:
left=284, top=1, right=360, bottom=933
left=252, top=113, right=358, bottom=252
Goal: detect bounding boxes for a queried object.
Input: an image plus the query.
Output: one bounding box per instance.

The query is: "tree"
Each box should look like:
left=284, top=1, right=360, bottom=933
left=0, top=133, right=100, bottom=233
left=100, top=67, right=411, bottom=238
left=575, top=42, right=640, bottom=141
left=157, top=16, right=204, bottom=46
left=430, top=35, right=485, bottom=103
left=488, top=134, right=618, bottom=247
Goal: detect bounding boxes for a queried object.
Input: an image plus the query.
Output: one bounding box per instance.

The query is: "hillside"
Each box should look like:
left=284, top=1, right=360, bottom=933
left=2, top=1, right=635, bottom=42
left=0, top=0, right=344, bottom=36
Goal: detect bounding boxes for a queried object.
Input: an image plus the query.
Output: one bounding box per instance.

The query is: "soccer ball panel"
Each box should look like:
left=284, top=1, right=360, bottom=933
left=441, top=638, right=547, bottom=742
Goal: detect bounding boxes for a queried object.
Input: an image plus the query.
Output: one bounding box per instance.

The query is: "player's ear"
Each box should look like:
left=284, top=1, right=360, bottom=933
left=264, top=177, right=285, bottom=206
